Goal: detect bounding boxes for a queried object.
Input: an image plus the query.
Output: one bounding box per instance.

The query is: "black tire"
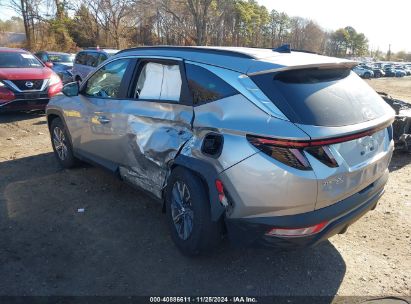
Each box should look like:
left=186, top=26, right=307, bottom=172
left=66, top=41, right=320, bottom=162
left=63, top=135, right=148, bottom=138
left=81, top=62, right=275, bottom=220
left=364, top=73, right=371, bottom=79
left=50, top=117, right=78, bottom=169
left=165, top=167, right=221, bottom=256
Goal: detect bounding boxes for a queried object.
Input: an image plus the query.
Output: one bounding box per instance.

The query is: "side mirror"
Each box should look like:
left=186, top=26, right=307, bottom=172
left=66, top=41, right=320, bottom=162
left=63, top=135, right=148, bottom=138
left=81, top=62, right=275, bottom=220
left=62, top=82, right=79, bottom=97
left=45, top=61, right=54, bottom=68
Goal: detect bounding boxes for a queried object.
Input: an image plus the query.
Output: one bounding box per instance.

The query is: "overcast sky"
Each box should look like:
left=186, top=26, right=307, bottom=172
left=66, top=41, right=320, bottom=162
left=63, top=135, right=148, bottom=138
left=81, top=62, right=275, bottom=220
left=1, top=0, right=409, bottom=52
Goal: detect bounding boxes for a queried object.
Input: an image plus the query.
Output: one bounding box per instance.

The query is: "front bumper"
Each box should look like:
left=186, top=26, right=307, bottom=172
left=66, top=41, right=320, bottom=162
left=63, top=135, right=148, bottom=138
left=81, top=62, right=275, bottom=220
left=0, top=97, right=49, bottom=112
left=225, top=170, right=388, bottom=248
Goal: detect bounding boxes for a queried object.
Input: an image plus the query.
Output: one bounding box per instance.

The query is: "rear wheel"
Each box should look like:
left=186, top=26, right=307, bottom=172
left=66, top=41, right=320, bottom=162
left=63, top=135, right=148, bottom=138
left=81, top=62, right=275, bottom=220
left=364, top=72, right=371, bottom=79
left=165, top=167, right=220, bottom=256
left=50, top=118, right=78, bottom=169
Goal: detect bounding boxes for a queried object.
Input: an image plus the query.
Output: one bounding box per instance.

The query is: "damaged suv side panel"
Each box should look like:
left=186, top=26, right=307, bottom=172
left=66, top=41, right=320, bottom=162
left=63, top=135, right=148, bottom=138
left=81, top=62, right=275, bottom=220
left=119, top=101, right=194, bottom=199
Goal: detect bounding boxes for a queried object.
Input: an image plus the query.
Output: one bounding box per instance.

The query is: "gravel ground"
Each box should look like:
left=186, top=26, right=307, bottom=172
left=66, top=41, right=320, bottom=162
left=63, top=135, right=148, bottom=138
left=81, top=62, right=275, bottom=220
left=366, top=77, right=411, bottom=102
left=0, top=78, right=410, bottom=298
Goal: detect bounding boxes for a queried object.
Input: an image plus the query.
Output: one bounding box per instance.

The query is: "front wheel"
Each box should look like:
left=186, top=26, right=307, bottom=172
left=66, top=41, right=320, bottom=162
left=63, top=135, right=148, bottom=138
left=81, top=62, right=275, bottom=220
left=165, top=167, right=221, bottom=256
left=50, top=118, right=78, bottom=168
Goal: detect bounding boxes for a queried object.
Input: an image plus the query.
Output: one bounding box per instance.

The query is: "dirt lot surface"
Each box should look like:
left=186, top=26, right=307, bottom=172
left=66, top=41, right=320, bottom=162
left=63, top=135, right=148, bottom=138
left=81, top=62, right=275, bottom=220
left=367, top=77, right=411, bottom=102
left=0, top=78, right=410, bottom=298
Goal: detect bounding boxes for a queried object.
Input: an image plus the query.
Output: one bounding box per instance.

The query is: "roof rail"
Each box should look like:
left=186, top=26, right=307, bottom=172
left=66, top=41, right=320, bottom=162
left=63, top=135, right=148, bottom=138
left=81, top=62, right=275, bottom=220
left=117, top=46, right=256, bottom=59
left=273, top=44, right=291, bottom=53
left=291, top=49, right=318, bottom=55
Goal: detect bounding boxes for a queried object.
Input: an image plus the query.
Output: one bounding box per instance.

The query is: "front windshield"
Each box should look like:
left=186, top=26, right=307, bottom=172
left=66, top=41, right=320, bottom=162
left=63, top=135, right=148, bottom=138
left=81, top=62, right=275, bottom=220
left=49, top=54, right=73, bottom=63
left=0, top=52, right=43, bottom=68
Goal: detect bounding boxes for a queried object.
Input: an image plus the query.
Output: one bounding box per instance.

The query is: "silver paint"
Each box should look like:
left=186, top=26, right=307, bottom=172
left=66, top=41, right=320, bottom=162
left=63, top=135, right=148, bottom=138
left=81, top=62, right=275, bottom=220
left=47, top=47, right=395, bottom=222
left=185, top=61, right=288, bottom=120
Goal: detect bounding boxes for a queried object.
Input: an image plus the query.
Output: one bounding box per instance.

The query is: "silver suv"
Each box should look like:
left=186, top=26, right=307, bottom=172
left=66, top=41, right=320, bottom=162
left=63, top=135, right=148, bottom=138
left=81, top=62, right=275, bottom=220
left=46, top=46, right=395, bottom=255
left=72, top=48, right=119, bottom=82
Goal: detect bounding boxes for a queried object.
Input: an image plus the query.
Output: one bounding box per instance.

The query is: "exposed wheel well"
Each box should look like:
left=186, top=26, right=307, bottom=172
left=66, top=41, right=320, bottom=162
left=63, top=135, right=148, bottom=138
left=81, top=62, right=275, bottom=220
left=162, top=164, right=210, bottom=213
left=47, top=114, right=60, bottom=129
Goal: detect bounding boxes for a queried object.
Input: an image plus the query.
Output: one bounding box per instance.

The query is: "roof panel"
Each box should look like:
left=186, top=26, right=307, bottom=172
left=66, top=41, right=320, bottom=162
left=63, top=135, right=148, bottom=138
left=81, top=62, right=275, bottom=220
left=116, top=46, right=357, bottom=74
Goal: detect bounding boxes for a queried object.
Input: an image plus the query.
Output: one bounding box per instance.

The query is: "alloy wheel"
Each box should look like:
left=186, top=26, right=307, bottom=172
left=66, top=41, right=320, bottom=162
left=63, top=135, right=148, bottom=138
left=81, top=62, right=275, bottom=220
left=170, top=180, right=194, bottom=240
left=53, top=126, right=68, bottom=160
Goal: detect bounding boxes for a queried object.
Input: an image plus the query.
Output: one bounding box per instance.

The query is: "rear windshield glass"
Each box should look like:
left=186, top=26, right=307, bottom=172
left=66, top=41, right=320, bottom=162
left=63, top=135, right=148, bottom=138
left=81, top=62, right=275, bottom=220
left=251, top=69, right=388, bottom=127
left=0, top=52, right=43, bottom=68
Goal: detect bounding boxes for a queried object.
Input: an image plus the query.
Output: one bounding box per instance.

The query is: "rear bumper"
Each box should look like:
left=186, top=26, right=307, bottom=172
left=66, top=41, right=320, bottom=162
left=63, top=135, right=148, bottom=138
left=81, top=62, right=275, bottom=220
left=0, top=98, right=49, bottom=112
left=225, top=170, right=388, bottom=248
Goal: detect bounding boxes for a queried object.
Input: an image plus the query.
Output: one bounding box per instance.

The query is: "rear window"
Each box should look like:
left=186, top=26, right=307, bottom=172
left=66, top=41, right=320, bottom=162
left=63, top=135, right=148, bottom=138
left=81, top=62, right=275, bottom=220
left=251, top=69, right=388, bottom=127
left=85, top=52, right=99, bottom=67
left=185, top=63, right=238, bottom=104
left=75, top=52, right=86, bottom=65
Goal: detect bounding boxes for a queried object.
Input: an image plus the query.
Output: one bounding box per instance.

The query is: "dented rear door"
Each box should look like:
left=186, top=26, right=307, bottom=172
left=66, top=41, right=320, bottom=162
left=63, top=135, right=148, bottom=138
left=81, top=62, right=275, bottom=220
left=118, top=58, right=194, bottom=198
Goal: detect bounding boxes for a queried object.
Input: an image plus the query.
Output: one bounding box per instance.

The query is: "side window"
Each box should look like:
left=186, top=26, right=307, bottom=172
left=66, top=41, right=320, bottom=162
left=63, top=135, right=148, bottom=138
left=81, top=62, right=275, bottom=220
left=97, top=54, right=108, bottom=65
left=86, top=52, right=99, bottom=67
left=135, top=61, right=182, bottom=102
left=35, top=53, right=45, bottom=61
left=84, top=59, right=130, bottom=99
left=185, top=63, right=238, bottom=104
left=75, top=52, right=86, bottom=65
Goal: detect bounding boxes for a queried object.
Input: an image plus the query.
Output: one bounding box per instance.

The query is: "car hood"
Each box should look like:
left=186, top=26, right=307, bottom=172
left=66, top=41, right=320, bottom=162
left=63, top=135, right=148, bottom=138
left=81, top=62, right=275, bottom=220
left=0, top=67, right=53, bottom=80
left=53, top=62, right=73, bottom=68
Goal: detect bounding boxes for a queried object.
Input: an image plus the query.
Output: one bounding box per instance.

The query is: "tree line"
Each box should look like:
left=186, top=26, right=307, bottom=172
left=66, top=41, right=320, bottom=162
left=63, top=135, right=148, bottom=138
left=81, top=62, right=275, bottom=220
left=1, top=0, right=406, bottom=60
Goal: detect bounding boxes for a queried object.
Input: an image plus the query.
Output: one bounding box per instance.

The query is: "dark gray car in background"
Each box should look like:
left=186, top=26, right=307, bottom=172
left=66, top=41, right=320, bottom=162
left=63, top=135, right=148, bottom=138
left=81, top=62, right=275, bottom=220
left=46, top=46, right=395, bottom=255
left=35, top=51, right=74, bottom=84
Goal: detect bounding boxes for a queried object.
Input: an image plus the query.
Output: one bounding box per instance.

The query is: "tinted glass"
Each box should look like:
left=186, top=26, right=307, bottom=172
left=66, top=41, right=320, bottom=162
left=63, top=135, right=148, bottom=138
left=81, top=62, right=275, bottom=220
left=97, top=54, right=108, bottom=65
left=48, top=54, right=73, bottom=63
left=35, top=52, right=47, bottom=61
left=75, top=52, right=86, bottom=65
left=0, top=52, right=43, bottom=68
left=251, top=69, right=388, bottom=127
left=85, top=52, right=99, bottom=67
left=85, top=59, right=130, bottom=98
left=185, top=63, right=238, bottom=104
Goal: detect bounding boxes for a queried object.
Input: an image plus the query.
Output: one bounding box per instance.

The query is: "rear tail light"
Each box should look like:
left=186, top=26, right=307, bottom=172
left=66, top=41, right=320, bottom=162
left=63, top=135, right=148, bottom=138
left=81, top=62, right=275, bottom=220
left=247, top=135, right=312, bottom=170
left=215, top=179, right=228, bottom=207
left=265, top=221, right=328, bottom=237
left=247, top=134, right=346, bottom=170
left=305, top=146, right=338, bottom=168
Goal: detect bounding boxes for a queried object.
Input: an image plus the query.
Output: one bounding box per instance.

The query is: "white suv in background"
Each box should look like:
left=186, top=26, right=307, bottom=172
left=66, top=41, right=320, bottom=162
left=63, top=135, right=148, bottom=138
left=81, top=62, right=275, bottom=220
left=72, top=48, right=119, bottom=82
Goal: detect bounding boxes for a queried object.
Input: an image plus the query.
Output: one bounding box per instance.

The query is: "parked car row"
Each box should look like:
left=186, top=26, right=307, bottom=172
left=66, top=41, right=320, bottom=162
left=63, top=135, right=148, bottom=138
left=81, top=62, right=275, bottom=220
left=353, top=62, right=411, bottom=79
left=0, top=46, right=119, bottom=112
left=35, top=48, right=119, bottom=84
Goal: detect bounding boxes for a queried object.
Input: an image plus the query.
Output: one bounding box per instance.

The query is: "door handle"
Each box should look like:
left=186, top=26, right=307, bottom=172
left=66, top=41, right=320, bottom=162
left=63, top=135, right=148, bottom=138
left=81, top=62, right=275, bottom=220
left=97, top=115, right=110, bottom=124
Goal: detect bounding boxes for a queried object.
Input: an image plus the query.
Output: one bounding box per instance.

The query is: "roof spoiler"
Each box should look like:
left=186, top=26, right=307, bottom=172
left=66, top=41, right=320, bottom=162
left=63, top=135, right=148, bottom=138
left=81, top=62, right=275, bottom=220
left=273, top=44, right=291, bottom=53
left=273, top=44, right=319, bottom=55
left=248, top=61, right=359, bottom=76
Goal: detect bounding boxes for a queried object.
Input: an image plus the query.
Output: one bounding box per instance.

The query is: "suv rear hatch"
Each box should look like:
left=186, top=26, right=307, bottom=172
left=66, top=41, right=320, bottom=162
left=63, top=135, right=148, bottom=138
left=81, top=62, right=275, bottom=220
left=251, top=67, right=395, bottom=210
